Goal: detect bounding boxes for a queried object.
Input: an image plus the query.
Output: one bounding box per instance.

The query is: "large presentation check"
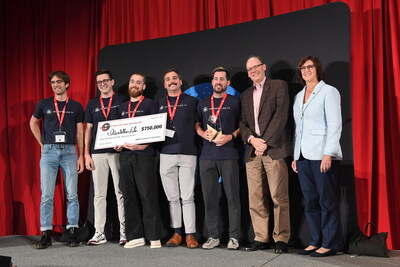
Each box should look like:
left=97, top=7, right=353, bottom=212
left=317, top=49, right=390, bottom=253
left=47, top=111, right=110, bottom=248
left=94, top=113, right=167, bottom=150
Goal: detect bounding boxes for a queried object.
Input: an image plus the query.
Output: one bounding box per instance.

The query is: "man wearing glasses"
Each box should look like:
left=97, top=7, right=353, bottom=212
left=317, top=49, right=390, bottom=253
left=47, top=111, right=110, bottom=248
left=240, top=56, right=291, bottom=253
left=30, top=71, right=85, bottom=248
left=84, top=70, right=128, bottom=246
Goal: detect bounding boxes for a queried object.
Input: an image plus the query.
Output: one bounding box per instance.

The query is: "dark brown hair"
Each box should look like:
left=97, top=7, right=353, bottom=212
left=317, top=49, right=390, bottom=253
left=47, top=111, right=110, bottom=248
left=163, top=68, right=182, bottom=80
left=48, top=71, right=70, bottom=85
left=95, top=69, right=113, bottom=80
left=297, top=56, right=325, bottom=85
left=212, top=66, right=230, bottom=80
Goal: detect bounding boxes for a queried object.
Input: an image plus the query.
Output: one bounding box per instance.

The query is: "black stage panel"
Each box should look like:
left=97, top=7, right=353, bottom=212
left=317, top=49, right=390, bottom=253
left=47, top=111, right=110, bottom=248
left=98, top=2, right=354, bottom=247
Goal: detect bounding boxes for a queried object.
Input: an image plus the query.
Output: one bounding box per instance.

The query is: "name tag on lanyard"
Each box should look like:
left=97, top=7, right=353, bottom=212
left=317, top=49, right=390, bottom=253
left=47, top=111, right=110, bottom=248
left=53, top=97, right=69, bottom=143
left=54, top=131, right=67, bottom=143
left=165, top=128, right=175, bottom=138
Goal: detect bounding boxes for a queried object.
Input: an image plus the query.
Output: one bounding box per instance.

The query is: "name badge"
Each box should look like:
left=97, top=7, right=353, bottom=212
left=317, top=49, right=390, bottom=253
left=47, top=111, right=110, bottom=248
left=165, top=128, right=175, bottom=138
left=166, top=121, right=176, bottom=138
left=54, top=131, right=66, bottom=143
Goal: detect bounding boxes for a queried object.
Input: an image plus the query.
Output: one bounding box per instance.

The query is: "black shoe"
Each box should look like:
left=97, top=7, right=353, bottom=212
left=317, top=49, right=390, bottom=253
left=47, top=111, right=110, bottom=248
left=36, top=230, right=52, bottom=249
left=310, top=249, right=337, bottom=257
left=242, top=241, right=272, bottom=251
left=297, top=248, right=318, bottom=255
left=274, top=241, right=288, bottom=254
left=67, top=227, right=79, bottom=247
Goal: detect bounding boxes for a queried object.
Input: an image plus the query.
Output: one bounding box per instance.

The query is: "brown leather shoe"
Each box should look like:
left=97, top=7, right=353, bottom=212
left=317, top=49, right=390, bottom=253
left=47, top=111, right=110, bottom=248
left=185, top=234, right=199, bottom=248
left=166, top=233, right=182, bottom=247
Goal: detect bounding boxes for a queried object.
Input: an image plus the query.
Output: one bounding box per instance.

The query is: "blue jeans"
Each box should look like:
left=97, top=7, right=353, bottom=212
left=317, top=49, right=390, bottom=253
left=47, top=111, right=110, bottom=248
left=40, top=144, right=79, bottom=231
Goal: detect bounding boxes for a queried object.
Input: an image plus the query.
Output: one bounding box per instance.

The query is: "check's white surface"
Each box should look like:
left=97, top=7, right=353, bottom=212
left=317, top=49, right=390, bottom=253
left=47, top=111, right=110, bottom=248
left=94, top=113, right=167, bottom=149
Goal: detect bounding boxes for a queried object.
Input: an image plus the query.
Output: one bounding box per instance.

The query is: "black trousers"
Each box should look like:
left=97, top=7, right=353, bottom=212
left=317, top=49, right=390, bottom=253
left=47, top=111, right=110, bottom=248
left=119, top=152, right=161, bottom=241
left=199, top=159, right=241, bottom=239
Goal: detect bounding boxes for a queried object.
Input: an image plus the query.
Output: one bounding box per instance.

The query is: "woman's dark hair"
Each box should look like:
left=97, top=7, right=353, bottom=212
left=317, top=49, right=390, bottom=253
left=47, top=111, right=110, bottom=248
left=297, top=56, right=325, bottom=85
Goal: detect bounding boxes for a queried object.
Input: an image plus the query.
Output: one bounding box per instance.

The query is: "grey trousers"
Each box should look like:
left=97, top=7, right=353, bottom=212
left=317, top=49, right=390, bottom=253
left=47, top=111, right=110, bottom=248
left=92, top=153, right=125, bottom=235
left=159, top=154, right=197, bottom=234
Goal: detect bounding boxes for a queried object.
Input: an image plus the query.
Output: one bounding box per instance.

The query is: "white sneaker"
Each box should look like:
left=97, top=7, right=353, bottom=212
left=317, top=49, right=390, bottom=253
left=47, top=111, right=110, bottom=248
left=202, top=237, right=220, bottom=249
left=150, top=240, right=161, bottom=249
left=227, top=238, right=239, bottom=250
left=119, top=232, right=127, bottom=246
left=124, top=237, right=145, bottom=248
left=87, top=232, right=107, bottom=245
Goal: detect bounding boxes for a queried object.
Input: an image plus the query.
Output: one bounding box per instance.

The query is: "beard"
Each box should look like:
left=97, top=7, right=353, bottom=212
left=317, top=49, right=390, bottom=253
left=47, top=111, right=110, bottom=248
left=213, top=84, right=227, bottom=94
left=129, top=87, right=143, bottom=98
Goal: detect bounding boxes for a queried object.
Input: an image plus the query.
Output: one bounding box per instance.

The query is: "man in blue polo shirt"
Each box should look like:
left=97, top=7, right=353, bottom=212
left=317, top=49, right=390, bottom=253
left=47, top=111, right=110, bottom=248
left=158, top=69, right=199, bottom=248
left=30, top=70, right=84, bottom=249
left=84, top=70, right=127, bottom=246
left=195, top=67, right=241, bottom=250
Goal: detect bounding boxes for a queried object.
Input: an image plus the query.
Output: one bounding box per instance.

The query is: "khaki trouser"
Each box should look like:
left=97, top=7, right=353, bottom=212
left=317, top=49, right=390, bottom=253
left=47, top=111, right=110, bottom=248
left=92, top=153, right=125, bottom=235
left=246, top=154, right=290, bottom=243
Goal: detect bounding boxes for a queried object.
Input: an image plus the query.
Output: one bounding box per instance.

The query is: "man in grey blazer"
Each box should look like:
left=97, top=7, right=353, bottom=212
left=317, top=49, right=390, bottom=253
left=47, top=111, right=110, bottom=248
left=239, top=56, right=291, bottom=253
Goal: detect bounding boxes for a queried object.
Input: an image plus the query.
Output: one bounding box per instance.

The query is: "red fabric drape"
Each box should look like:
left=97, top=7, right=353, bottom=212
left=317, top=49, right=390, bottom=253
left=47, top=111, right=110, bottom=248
left=0, top=1, right=13, bottom=235
left=2, top=0, right=399, bottom=249
left=1, top=0, right=96, bottom=235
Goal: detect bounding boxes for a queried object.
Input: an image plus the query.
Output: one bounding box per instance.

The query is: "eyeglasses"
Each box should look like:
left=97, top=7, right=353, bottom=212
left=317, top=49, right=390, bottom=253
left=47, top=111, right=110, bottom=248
left=96, top=78, right=112, bottom=85
left=49, top=80, right=64, bottom=85
left=247, top=63, right=263, bottom=72
left=299, top=65, right=315, bottom=71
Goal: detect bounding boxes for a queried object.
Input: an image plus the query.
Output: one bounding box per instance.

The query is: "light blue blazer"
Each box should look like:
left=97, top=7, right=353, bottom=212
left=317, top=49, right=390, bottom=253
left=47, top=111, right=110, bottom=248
left=293, top=80, right=342, bottom=160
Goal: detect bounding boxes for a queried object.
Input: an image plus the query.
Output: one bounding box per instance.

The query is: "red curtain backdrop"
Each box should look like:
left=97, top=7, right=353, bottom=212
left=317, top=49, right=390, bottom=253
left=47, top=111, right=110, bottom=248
left=1, top=0, right=399, bottom=249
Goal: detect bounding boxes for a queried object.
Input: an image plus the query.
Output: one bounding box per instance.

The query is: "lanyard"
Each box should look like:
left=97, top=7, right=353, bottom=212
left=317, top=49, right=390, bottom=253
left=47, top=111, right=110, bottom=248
left=210, top=93, right=227, bottom=121
left=53, top=97, right=69, bottom=128
left=127, top=95, right=144, bottom=118
left=166, top=92, right=182, bottom=121
left=99, top=93, right=114, bottom=120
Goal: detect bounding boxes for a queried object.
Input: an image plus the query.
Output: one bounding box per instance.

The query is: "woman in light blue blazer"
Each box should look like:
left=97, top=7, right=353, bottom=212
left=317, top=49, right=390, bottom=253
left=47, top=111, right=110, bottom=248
left=292, top=56, right=342, bottom=257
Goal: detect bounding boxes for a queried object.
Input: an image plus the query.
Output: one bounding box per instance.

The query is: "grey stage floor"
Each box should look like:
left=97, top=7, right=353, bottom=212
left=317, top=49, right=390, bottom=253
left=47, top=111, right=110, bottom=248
left=1, top=235, right=400, bottom=267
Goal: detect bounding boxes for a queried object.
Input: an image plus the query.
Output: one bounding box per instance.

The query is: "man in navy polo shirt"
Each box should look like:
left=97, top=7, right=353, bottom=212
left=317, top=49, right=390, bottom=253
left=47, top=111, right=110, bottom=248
left=30, top=70, right=84, bottom=249
left=84, top=70, right=127, bottom=245
left=158, top=69, right=199, bottom=248
left=114, top=73, right=162, bottom=249
left=195, top=67, right=241, bottom=250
